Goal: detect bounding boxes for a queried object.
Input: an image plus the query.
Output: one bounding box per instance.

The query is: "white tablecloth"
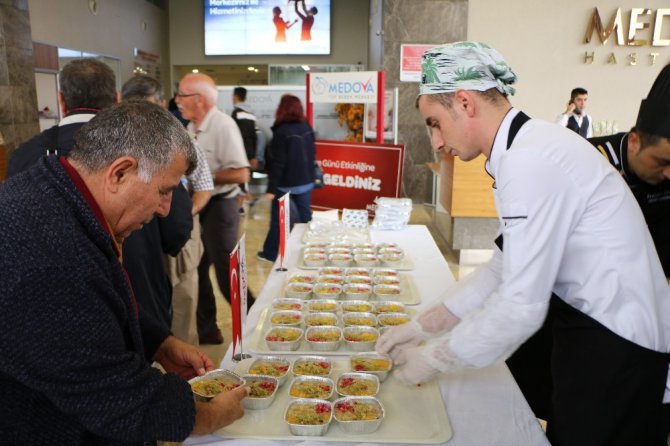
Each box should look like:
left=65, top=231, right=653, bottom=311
left=186, top=224, right=550, bottom=446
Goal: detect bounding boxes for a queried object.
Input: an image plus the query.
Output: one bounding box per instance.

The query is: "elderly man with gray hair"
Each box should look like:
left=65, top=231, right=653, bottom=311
left=175, top=73, right=252, bottom=345
left=375, top=41, right=670, bottom=445
left=0, top=101, right=248, bottom=444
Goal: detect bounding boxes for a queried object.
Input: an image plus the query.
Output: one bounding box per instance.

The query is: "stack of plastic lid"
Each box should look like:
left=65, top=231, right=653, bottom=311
left=342, top=209, right=370, bottom=229
left=371, top=198, right=412, bottom=230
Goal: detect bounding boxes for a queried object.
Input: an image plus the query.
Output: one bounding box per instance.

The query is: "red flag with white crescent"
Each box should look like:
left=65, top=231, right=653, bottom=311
left=229, top=244, right=241, bottom=357
left=239, top=234, right=248, bottom=327
left=278, top=192, right=290, bottom=269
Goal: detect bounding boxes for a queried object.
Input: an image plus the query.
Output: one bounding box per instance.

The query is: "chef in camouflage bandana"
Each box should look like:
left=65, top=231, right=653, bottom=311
left=420, top=41, right=517, bottom=97
left=378, top=40, right=670, bottom=446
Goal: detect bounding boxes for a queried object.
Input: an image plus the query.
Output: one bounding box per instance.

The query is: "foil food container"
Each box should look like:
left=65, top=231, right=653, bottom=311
left=305, top=325, right=342, bottom=351
left=241, top=374, right=279, bottom=410
left=343, top=326, right=380, bottom=352
left=288, top=375, right=335, bottom=400
left=188, top=369, right=245, bottom=402
left=284, top=398, right=333, bottom=436
left=333, top=396, right=385, bottom=434
left=246, top=355, right=291, bottom=386
left=264, top=326, right=304, bottom=351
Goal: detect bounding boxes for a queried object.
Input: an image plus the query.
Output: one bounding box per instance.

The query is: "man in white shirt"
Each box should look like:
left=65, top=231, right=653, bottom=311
left=176, top=73, right=251, bottom=345
left=376, top=42, right=670, bottom=445
left=556, top=87, right=592, bottom=138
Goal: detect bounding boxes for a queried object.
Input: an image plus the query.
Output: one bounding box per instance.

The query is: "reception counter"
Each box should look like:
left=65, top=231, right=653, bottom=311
left=185, top=224, right=548, bottom=446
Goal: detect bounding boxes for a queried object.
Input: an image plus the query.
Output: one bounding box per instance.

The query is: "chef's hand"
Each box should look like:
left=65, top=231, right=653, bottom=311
left=416, top=302, right=461, bottom=332
left=375, top=320, right=425, bottom=359
left=153, top=335, right=214, bottom=379
left=392, top=344, right=440, bottom=385
left=376, top=303, right=460, bottom=359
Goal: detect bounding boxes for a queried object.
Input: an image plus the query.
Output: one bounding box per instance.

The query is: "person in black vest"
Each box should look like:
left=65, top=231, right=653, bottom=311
left=231, top=86, right=258, bottom=214
left=231, top=87, right=258, bottom=170
left=589, top=64, right=670, bottom=279
left=6, top=58, right=118, bottom=178
left=376, top=42, right=670, bottom=446
left=556, top=87, right=592, bottom=138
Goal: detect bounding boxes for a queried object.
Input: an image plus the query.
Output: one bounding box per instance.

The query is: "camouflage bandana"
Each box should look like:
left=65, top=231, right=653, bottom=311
left=420, top=41, right=517, bottom=97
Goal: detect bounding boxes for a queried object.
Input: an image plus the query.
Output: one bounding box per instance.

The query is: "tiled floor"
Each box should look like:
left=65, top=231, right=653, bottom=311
left=198, top=200, right=462, bottom=366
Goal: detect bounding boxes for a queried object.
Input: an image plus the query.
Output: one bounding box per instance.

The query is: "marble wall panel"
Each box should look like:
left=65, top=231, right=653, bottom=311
left=12, top=85, right=37, bottom=124
left=0, top=86, right=13, bottom=125
left=6, top=45, right=34, bottom=87
left=0, top=0, right=29, bottom=10
left=0, top=1, right=37, bottom=153
left=0, top=124, right=17, bottom=153
left=383, top=0, right=467, bottom=45
left=15, top=121, right=39, bottom=146
left=0, top=45, right=7, bottom=87
left=0, top=4, right=32, bottom=50
left=381, top=0, right=468, bottom=204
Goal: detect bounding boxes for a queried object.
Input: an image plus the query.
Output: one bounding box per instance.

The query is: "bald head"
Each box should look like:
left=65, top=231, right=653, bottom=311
left=175, top=73, right=219, bottom=126
left=180, top=73, right=218, bottom=107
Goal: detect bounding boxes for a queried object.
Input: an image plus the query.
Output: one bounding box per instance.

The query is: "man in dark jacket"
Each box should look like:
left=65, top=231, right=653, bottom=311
left=0, top=101, right=247, bottom=445
left=7, top=58, right=118, bottom=177
left=120, top=75, right=195, bottom=337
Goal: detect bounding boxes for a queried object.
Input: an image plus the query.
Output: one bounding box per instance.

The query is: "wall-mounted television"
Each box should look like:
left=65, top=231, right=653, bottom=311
left=204, top=0, right=331, bottom=56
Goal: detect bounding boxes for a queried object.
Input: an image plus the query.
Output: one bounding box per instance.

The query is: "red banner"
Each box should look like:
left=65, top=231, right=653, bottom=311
left=312, top=140, right=404, bottom=213
left=229, top=245, right=241, bottom=357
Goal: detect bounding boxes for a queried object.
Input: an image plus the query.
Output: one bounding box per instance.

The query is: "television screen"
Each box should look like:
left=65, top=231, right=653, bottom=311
left=204, top=0, right=331, bottom=56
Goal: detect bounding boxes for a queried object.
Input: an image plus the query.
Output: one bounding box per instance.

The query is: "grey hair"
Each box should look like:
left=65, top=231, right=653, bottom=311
left=121, top=75, right=164, bottom=104
left=69, top=100, right=197, bottom=182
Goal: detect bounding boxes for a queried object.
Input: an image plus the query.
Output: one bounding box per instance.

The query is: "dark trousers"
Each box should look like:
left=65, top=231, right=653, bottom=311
left=260, top=190, right=313, bottom=261
left=507, top=295, right=669, bottom=446
left=196, top=195, right=251, bottom=338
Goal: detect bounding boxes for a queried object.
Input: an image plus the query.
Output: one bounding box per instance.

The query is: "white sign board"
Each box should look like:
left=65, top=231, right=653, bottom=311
left=310, top=71, right=379, bottom=104
left=217, top=85, right=347, bottom=141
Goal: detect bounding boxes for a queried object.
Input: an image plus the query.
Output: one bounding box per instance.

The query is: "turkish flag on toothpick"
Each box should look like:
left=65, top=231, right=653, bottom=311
left=239, top=234, right=248, bottom=328
left=229, top=244, right=241, bottom=357
left=278, top=192, right=290, bottom=271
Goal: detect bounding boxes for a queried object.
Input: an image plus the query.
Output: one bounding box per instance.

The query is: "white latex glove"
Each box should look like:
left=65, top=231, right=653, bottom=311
left=375, top=303, right=460, bottom=359
left=392, top=344, right=440, bottom=385
left=415, top=302, right=460, bottom=333
left=375, top=320, right=425, bottom=359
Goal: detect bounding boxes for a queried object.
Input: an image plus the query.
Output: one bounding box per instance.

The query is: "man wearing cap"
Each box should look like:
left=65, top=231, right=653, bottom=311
left=589, top=64, right=670, bottom=277
left=376, top=41, right=670, bottom=445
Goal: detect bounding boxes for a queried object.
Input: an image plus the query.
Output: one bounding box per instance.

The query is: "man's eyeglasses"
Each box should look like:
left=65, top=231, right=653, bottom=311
left=176, top=92, right=200, bottom=98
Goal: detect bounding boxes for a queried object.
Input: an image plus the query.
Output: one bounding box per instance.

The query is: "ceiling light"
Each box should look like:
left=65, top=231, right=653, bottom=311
left=248, top=66, right=255, bottom=71
left=254, top=68, right=259, bottom=73
left=192, top=68, right=199, bottom=73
